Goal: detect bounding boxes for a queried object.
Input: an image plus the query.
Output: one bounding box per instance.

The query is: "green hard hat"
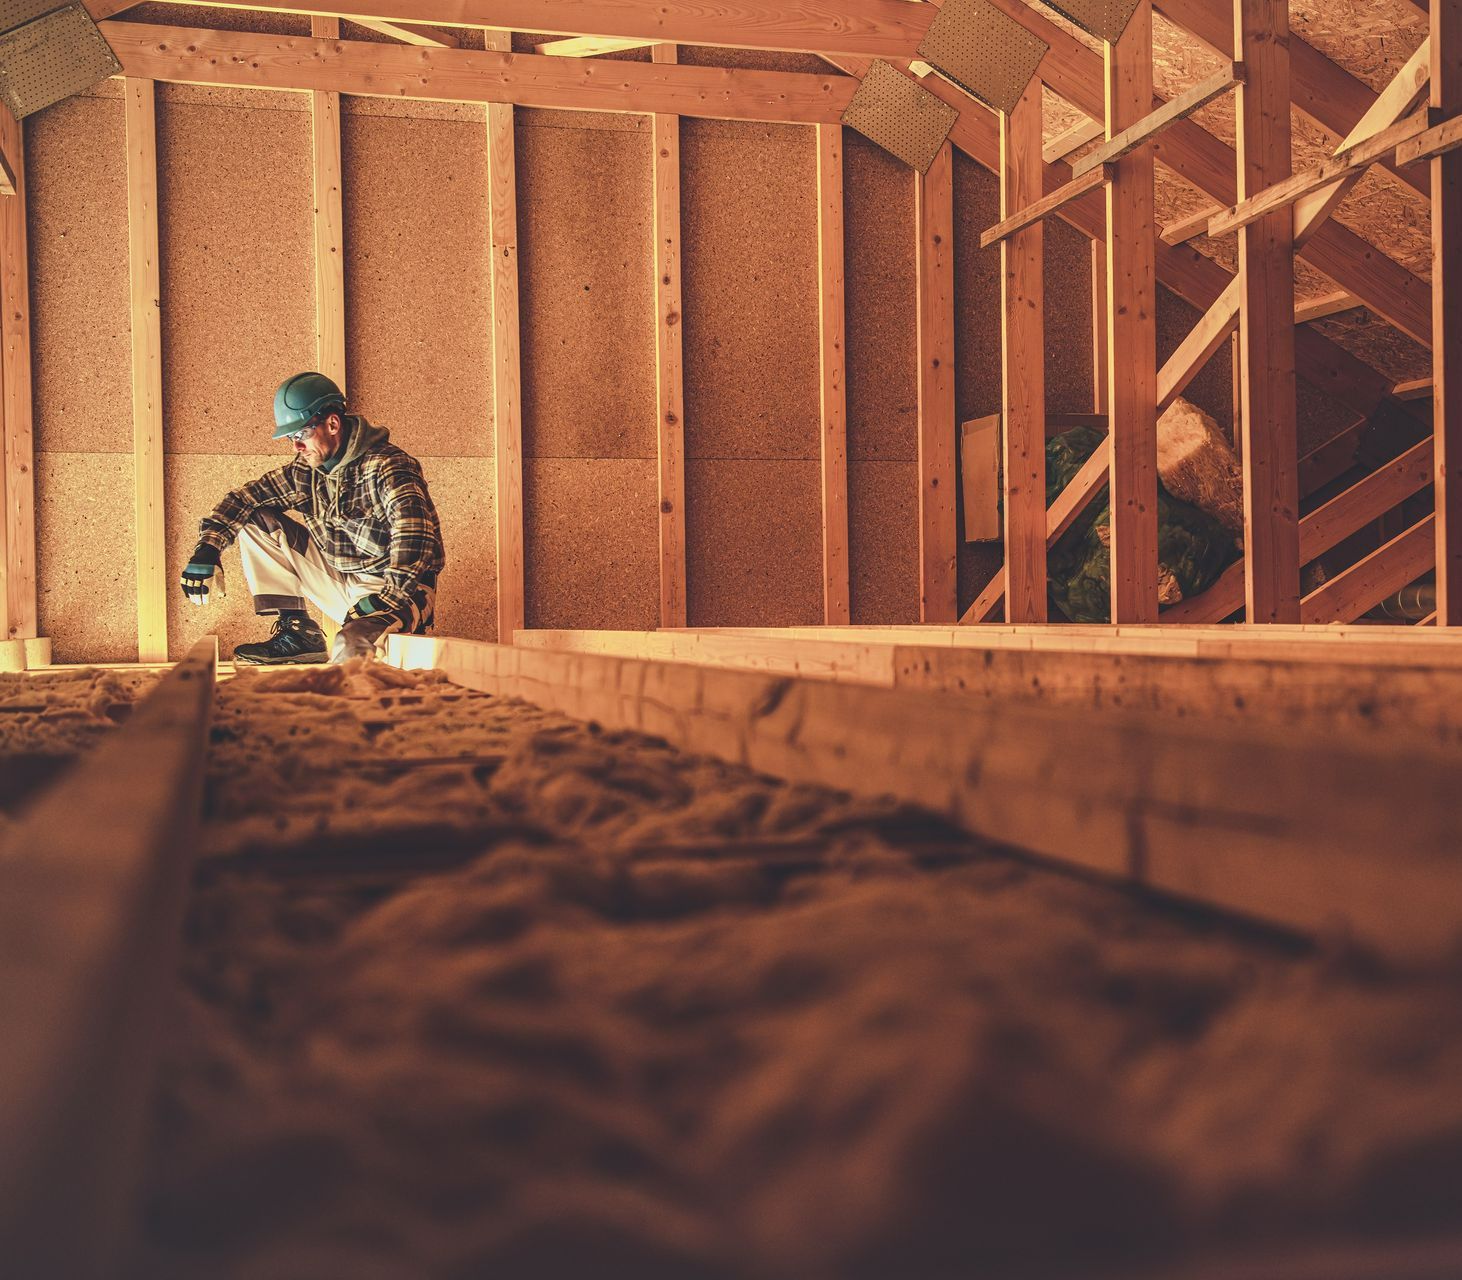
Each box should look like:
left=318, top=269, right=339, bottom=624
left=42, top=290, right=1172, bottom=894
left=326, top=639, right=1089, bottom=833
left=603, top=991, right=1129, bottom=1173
left=273, top=372, right=345, bottom=439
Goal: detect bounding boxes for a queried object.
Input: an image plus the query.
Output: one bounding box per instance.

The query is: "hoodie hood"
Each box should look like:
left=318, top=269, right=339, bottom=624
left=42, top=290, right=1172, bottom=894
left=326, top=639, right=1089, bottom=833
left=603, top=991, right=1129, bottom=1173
left=310, top=415, right=391, bottom=523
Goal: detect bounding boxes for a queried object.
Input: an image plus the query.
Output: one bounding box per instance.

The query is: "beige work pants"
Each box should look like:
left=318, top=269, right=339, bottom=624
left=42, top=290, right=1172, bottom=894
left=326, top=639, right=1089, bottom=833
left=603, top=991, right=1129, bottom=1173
left=237, top=520, right=386, bottom=624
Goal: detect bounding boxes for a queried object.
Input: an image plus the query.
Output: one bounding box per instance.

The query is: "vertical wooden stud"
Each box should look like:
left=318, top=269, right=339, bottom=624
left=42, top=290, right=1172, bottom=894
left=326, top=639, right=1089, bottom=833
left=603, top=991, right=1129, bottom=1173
left=652, top=44, right=687, bottom=628
left=1000, top=80, right=1047, bottom=622
left=0, top=104, right=33, bottom=641
left=816, top=122, right=850, bottom=624
left=1433, top=0, right=1462, bottom=625
left=1104, top=0, right=1159, bottom=622
left=916, top=141, right=957, bottom=622
left=310, top=17, right=346, bottom=390
left=125, top=79, right=168, bottom=662
left=485, top=29, right=524, bottom=643
left=1091, top=237, right=1108, bottom=414
left=1235, top=0, right=1300, bottom=622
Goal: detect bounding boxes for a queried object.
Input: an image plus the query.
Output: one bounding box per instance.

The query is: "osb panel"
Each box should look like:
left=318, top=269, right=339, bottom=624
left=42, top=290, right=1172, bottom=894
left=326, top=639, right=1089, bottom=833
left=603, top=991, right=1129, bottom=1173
left=844, top=129, right=917, bottom=463
left=523, top=458, right=658, bottom=630
left=156, top=98, right=315, bottom=456
left=25, top=92, right=130, bottom=454
left=848, top=460, right=919, bottom=623
left=1290, top=0, right=1427, bottom=96
left=35, top=453, right=136, bottom=663
left=419, top=456, right=495, bottom=641
left=1315, top=307, right=1430, bottom=384
left=165, top=454, right=284, bottom=661
left=685, top=459, right=821, bottom=626
left=1297, top=380, right=1366, bottom=462
left=952, top=150, right=1001, bottom=423
left=1157, top=285, right=1233, bottom=432
left=517, top=121, right=657, bottom=460
left=342, top=112, right=493, bottom=458
left=681, top=119, right=820, bottom=461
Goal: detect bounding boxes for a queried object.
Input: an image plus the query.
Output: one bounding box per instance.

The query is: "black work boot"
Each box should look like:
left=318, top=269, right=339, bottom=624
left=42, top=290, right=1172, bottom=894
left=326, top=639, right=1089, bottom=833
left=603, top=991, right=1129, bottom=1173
left=233, top=613, right=328, bottom=666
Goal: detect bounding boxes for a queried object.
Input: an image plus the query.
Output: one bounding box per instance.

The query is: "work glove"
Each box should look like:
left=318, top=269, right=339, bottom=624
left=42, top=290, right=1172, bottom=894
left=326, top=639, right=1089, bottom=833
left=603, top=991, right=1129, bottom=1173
left=344, top=594, right=388, bottom=624
left=334, top=595, right=395, bottom=663
left=180, top=544, right=226, bottom=606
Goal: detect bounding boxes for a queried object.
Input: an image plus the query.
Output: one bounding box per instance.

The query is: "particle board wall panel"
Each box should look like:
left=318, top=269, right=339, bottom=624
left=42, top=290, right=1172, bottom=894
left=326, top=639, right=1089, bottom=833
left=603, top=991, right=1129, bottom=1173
left=522, top=458, right=658, bottom=631
left=164, top=454, right=280, bottom=660
left=681, top=119, right=820, bottom=462
left=1045, top=218, right=1096, bottom=411
left=117, top=3, right=310, bottom=35
left=685, top=459, right=821, bottom=626
left=674, top=44, right=830, bottom=75
left=25, top=94, right=131, bottom=455
left=34, top=453, right=136, bottom=663
left=155, top=98, right=315, bottom=457
left=420, top=455, right=495, bottom=641
left=341, top=109, right=492, bottom=458
left=848, top=459, right=919, bottom=623
left=843, top=129, right=917, bottom=463
left=1155, top=284, right=1234, bottom=429
left=515, top=118, right=656, bottom=461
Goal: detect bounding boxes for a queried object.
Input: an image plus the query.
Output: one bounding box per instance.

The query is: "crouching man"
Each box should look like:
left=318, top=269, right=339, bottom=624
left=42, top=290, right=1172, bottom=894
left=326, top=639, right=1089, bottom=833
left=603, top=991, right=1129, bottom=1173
left=179, top=372, right=445, bottom=666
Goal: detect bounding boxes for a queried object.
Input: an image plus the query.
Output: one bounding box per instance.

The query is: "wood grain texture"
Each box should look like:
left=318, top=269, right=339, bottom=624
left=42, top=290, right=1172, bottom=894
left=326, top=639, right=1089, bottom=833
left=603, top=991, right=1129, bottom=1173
left=104, top=21, right=858, bottom=124
left=1433, top=3, right=1462, bottom=625
left=1235, top=0, right=1300, bottom=623
left=0, top=104, right=34, bottom=640
left=1000, top=82, right=1046, bottom=622
left=1304, top=514, right=1437, bottom=624
left=485, top=28, right=523, bottom=642
left=653, top=44, right=687, bottom=628
left=815, top=122, right=849, bottom=623
left=310, top=17, right=347, bottom=389
left=1104, top=0, right=1159, bottom=622
left=124, top=79, right=166, bottom=664
left=915, top=142, right=956, bottom=622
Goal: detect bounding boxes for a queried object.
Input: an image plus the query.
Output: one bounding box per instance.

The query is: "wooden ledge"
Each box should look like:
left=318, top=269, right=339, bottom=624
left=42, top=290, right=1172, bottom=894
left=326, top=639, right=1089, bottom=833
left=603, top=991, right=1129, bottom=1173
left=979, top=163, right=1110, bottom=250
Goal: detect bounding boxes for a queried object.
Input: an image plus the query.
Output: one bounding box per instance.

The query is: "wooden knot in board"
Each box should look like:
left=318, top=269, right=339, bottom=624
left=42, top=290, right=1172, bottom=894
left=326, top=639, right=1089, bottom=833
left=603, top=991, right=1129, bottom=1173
left=660, top=500, right=674, bottom=514
left=665, top=412, right=678, bottom=425
left=665, top=311, right=680, bottom=325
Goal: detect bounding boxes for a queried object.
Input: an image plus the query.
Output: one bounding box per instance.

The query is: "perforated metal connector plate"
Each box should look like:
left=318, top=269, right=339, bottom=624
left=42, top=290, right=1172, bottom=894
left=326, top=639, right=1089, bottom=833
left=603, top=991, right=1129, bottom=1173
left=0, top=2, right=120, bottom=119
left=1040, top=0, right=1144, bottom=45
left=0, top=0, right=62, bottom=34
left=841, top=59, right=958, bottom=175
left=917, top=0, right=1049, bottom=115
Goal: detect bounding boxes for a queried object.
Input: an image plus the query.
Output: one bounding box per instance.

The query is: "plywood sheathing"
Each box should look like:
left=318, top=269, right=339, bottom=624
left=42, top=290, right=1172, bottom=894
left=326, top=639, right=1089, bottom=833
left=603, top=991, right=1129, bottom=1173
left=517, top=121, right=655, bottom=459
left=34, top=453, right=136, bottom=662
left=341, top=110, right=493, bottom=457
left=686, top=459, right=822, bottom=625
left=156, top=97, right=315, bottom=456
left=26, top=95, right=130, bottom=454
left=523, top=458, right=658, bottom=629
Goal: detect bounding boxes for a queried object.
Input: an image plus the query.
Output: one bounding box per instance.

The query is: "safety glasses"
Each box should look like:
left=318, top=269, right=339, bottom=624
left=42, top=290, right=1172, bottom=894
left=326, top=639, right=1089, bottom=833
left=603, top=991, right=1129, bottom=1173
left=282, top=418, right=324, bottom=443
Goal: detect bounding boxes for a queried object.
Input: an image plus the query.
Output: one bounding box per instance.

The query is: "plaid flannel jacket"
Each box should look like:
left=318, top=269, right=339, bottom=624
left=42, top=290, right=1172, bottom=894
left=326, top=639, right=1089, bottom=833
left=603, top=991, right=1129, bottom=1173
left=196, top=419, right=444, bottom=629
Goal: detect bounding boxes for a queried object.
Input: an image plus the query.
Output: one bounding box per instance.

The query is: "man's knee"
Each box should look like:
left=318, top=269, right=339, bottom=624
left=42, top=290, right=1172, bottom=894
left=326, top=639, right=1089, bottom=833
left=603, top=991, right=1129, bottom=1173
left=241, top=509, right=310, bottom=554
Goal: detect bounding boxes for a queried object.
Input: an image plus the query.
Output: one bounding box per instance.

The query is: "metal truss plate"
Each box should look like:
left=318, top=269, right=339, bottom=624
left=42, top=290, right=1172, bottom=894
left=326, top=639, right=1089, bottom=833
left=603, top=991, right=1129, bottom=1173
left=841, top=58, right=958, bottom=175
left=917, top=0, right=1049, bottom=115
left=0, top=2, right=119, bottom=118
left=1040, top=0, right=1144, bottom=45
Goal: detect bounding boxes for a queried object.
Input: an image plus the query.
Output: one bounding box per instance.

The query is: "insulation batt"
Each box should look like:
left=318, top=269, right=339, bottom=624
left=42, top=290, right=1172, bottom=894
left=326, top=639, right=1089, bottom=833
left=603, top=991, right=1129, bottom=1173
left=130, top=661, right=1462, bottom=1280
left=1157, top=397, right=1246, bottom=546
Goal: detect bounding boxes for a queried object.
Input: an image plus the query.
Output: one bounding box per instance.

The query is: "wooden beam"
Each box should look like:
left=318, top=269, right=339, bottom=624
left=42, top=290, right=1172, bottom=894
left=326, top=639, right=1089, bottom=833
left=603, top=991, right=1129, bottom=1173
left=124, top=80, right=168, bottom=664
left=485, top=28, right=522, bottom=643
left=979, top=163, right=1109, bottom=249
left=1104, top=0, right=1159, bottom=622
left=1156, top=275, right=1240, bottom=412
left=140, top=0, right=935, bottom=58
left=389, top=632, right=1462, bottom=963
left=1304, top=514, right=1436, bottom=624
left=1072, top=61, right=1242, bottom=177
left=351, top=17, right=459, bottom=45
left=1235, top=0, right=1300, bottom=623
left=0, top=636, right=215, bottom=1277
left=310, top=16, right=346, bottom=389
left=1165, top=439, right=1434, bottom=623
left=1294, top=289, right=1360, bottom=323
left=539, top=35, right=655, bottom=56
left=1042, top=116, right=1103, bottom=163
left=815, top=122, right=849, bottom=624
left=82, top=0, right=140, bottom=16
left=0, top=104, right=33, bottom=641
left=1001, top=81, right=1047, bottom=622
left=1396, top=110, right=1462, bottom=165
left=103, top=21, right=856, bottom=125
left=1434, top=1, right=1462, bottom=626
left=1396, top=376, right=1435, bottom=400
left=1160, top=203, right=1223, bottom=244
left=1208, top=109, right=1430, bottom=240
left=916, top=142, right=957, bottom=623
left=652, top=45, right=687, bottom=629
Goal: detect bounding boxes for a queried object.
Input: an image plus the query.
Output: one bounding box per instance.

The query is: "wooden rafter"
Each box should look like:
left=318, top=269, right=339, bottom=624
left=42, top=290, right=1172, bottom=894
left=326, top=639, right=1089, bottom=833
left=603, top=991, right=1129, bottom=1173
left=1156, top=276, right=1239, bottom=411
left=351, top=17, right=459, bottom=45
left=1159, top=203, right=1222, bottom=244
left=539, top=36, right=655, bottom=56
left=978, top=163, right=1109, bottom=249
left=102, top=22, right=856, bottom=125
left=1042, top=117, right=1103, bottom=164
left=1294, top=290, right=1360, bottom=323
left=1001, top=80, right=1047, bottom=622
left=1303, top=514, right=1436, bottom=624
left=0, top=104, right=33, bottom=641
left=916, top=143, right=956, bottom=623
left=1432, top=1, right=1462, bottom=625
left=310, top=16, right=347, bottom=390
left=815, top=122, right=849, bottom=624
left=652, top=44, right=687, bottom=629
